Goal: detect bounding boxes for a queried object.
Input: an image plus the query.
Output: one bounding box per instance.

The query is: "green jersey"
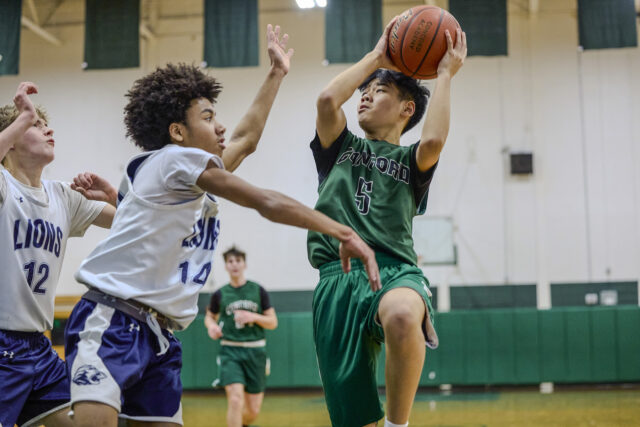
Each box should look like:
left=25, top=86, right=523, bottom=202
left=208, top=280, right=271, bottom=342
left=307, top=127, right=436, bottom=268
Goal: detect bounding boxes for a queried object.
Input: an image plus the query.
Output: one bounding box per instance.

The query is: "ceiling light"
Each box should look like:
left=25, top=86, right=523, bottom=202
left=296, top=0, right=315, bottom=8
left=315, top=0, right=327, bottom=7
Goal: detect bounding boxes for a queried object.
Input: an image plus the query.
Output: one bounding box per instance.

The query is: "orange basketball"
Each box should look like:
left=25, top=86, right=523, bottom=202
left=387, top=6, right=460, bottom=79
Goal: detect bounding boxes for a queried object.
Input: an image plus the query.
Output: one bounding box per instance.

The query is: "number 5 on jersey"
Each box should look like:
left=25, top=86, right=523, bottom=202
left=355, top=177, right=373, bottom=215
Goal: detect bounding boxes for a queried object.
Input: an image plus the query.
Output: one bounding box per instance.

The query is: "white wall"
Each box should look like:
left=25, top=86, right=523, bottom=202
left=1, top=0, right=638, bottom=297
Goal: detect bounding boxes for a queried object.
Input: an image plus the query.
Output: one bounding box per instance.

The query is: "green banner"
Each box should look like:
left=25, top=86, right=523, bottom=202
left=325, top=0, right=382, bottom=64
left=204, top=0, right=259, bottom=68
left=84, top=0, right=140, bottom=70
left=578, top=0, right=638, bottom=50
left=449, top=0, right=508, bottom=56
left=0, top=0, right=22, bottom=75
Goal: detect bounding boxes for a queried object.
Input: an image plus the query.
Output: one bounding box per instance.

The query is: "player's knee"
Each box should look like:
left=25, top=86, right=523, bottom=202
left=382, top=306, right=421, bottom=340
left=228, top=392, right=244, bottom=409
left=70, top=402, right=118, bottom=427
left=41, top=407, right=74, bottom=427
left=245, top=404, right=260, bottom=421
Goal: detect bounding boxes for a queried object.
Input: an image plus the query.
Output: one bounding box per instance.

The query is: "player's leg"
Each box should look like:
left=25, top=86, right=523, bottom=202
left=225, top=383, right=246, bottom=427
left=0, top=331, right=34, bottom=427
left=313, top=263, right=385, bottom=427
left=37, top=407, right=73, bottom=427
left=378, top=287, right=426, bottom=425
left=64, top=300, right=127, bottom=426
left=66, top=299, right=183, bottom=426
left=16, top=333, right=73, bottom=427
left=127, top=420, right=181, bottom=427
left=70, top=402, right=118, bottom=427
left=242, top=392, right=264, bottom=425
left=241, top=347, right=267, bottom=425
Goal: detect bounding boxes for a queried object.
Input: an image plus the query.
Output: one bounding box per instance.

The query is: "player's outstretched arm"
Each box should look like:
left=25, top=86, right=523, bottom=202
left=316, top=18, right=400, bottom=148
left=0, top=82, right=39, bottom=161
left=71, top=172, right=117, bottom=228
left=221, top=24, right=294, bottom=173
left=416, top=29, right=467, bottom=172
left=197, top=165, right=382, bottom=291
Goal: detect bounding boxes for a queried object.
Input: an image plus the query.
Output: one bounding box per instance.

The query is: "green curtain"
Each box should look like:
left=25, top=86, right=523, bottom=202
left=325, top=0, right=382, bottom=64
left=204, top=0, right=258, bottom=68
left=84, top=0, right=139, bottom=70
left=578, top=0, right=637, bottom=50
left=0, top=0, right=22, bottom=75
left=449, top=0, right=507, bottom=56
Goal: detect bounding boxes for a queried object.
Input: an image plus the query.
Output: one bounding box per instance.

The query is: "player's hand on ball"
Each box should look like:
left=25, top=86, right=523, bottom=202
left=13, top=82, right=38, bottom=116
left=373, top=17, right=401, bottom=72
left=437, top=28, right=467, bottom=78
left=71, top=172, right=118, bottom=205
left=208, top=324, right=223, bottom=340
left=338, top=233, right=382, bottom=292
left=233, top=310, right=256, bottom=326
left=267, top=24, right=294, bottom=75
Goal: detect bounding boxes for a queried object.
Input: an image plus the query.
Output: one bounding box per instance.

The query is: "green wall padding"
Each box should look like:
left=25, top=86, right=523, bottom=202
left=617, top=308, right=640, bottom=380
left=540, top=310, right=567, bottom=381
left=84, top=0, right=139, bottom=70
left=450, top=284, right=536, bottom=310
left=551, top=281, right=638, bottom=307
left=203, top=0, right=258, bottom=68
left=578, top=0, right=638, bottom=50
left=488, top=311, right=516, bottom=384
left=179, top=307, right=640, bottom=389
left=0, top=0, right=21, bottom=75
left=325, top=0, right=382, bottom=64
left=449, top=0, right=508, bottom=56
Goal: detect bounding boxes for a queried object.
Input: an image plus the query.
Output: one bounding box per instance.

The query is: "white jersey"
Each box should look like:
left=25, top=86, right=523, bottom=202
left=75, top=145, right=223, bottom=330
left=0, top=169, right=105, bottom=332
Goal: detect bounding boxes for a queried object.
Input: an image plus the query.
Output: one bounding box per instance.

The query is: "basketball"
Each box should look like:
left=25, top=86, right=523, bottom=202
left=387, top=6, right=461, bottom=79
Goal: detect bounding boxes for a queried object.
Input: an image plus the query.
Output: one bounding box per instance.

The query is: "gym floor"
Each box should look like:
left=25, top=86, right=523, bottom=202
left=181, top=385, right=640, bottom=426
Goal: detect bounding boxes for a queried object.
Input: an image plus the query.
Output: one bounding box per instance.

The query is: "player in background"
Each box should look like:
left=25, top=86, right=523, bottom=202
left=0, top=82, right=115, bottom=427
left=205, top=247, right=277, bottom=427
left=308, top=17, right=466, bottom=427
left=65, top=25, right=380, bottom=427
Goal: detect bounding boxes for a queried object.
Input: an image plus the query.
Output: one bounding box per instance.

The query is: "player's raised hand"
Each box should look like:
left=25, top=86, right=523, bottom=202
left=13, top=82, right=38, bottom=117
left=233, top=310, right=256, bottom=326
left=71, top=172, right=118, bottom=206
left=267, top=24, right=294, bottom=75
left=437, top=28, right=467, bottom=78
left=339, top=233, right=382, bottom=292
left=207, top=324, right=223, bottom=340
left=372, top=16, right=401, bottom=72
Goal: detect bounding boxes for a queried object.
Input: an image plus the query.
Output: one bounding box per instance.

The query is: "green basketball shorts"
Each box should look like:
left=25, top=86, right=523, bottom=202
left=214, top=344, right=267, bottom=394
left=312, top=253, right=437, bottom=427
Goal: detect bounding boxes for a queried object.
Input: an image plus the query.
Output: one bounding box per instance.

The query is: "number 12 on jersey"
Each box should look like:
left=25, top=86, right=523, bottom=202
left=24, top=261, right=50, bottom=294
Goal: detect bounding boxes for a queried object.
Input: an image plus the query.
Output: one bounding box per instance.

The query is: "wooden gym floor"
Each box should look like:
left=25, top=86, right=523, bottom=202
left=181, top=385, right=640, bottom=426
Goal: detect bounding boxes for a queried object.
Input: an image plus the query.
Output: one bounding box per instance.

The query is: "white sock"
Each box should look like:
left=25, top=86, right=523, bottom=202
left=384, top=418, right=408, bottom=427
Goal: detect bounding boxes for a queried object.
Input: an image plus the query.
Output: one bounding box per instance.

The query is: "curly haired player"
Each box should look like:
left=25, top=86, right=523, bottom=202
left=64, top=25, right=380, bottom=427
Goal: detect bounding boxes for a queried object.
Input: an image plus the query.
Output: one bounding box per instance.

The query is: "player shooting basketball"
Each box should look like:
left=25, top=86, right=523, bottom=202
left=307, top=15, right=467, bottom=427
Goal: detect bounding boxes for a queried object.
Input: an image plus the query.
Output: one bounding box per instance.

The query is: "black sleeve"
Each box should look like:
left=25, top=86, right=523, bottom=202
left=310, top=126, right=349, bottom=186
left=410, top=142, right=438, bottom=213
left=208, top=290, right=222, bottom=314
left=259, top=286, right=272, bottom=311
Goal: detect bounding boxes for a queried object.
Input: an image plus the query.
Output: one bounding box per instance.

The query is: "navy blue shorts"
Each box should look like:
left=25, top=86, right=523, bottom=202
left=0, top=329, right=70, bottom=427
left=65, top=298, right=183, bottom=424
